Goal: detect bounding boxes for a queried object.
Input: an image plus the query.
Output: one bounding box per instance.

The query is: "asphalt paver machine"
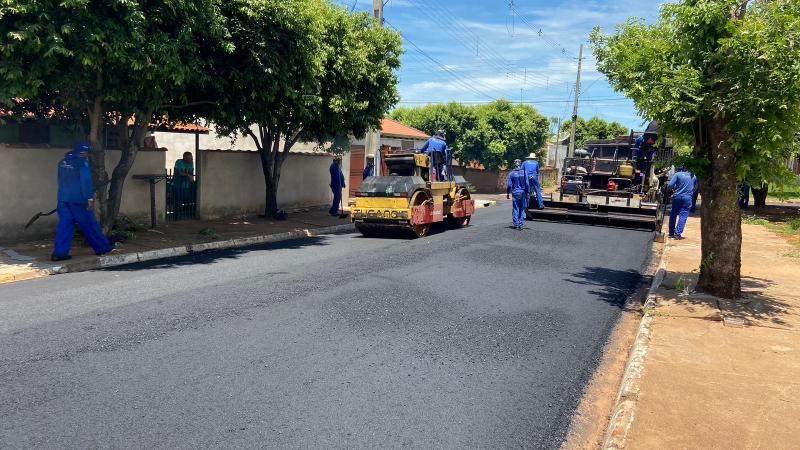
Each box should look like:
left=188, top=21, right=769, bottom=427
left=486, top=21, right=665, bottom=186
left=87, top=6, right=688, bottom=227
left=352, top=151, right=475, bottom=238
left=528, top=124, right=673, bottom=231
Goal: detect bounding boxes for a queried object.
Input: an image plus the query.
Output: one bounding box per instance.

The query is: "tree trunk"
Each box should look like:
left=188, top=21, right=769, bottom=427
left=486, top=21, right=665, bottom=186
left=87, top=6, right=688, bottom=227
left=87, top=91, right=109, bottom=231
left=696, top=117, right=742, bottom=299
left=103, top=111, right=150, bottom=232
left=751, top=183, right=768, bottom=208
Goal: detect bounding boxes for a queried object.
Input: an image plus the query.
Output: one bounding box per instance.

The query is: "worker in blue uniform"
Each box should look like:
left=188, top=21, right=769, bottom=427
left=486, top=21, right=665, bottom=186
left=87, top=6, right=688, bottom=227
left=52, top=141, right=112, bottom=261
left=421, top=130, right=448, bottom=181
left=521, top=152, right=544, bottom=210
left=329, top=156, right=346, bottom=216
left=668, top=166, right=695, bottom=239
left=363, top=155, right=375, bottom=180
left=506, top=159, right=530, bottom=230
left=690, top=172, right=700, bottom=213
left=738, top=181, right=750, bottom=209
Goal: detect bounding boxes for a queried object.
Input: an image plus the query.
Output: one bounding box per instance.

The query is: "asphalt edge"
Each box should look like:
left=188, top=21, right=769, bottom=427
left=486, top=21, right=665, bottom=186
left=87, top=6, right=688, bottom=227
left=10, top=223, right=356, bottom=282
left=602, top=240, right=669, bottom=450
left=1, top=202, right=500, bottom=284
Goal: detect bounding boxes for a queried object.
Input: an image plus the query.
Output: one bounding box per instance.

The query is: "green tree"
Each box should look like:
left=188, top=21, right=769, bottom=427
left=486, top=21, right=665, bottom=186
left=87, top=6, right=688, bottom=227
left=391, top=100, right=549, bottom=169
left=591, top=0, right=800, bottom=298
left=0, top=0, right=227, bottom=231
left=199, top=0, right=402, bottom=216
left=560, top=116, right=628, bottom=150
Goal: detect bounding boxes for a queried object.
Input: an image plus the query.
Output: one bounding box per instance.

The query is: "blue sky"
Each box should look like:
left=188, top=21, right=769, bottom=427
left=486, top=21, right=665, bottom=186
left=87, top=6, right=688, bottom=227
left=334, top=0, right=664, bottom=130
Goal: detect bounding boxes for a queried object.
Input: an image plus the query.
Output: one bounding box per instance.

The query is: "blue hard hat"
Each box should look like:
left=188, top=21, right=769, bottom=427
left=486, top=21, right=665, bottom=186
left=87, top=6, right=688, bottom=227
left=66, top=141, right=91, bottom=158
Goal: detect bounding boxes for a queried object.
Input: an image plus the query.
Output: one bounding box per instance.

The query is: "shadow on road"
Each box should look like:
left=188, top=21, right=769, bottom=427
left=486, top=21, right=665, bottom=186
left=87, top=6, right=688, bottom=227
left=566, top=266, right=645, bottom=308
left=104, top=236, right=332, bottom=272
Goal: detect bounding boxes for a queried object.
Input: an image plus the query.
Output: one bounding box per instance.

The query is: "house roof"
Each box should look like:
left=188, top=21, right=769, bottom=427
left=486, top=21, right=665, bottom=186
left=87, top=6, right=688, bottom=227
left=128, top=118, right=209, bottom=134
left=0, top=103, right=208, bottom=134
left=381, top=118, right=429, bottom=140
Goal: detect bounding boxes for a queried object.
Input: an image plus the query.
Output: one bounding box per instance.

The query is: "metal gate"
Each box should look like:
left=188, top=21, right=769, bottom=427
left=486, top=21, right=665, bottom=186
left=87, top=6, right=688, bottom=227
left=166, top=170, right=197, bottom=221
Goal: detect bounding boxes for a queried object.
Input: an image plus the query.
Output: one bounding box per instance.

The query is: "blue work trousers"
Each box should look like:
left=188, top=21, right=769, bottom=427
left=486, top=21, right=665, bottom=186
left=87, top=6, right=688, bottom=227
left=669, top=196, right=692, bottom=238
left=528, top=177, right=544, bottom=210
left=330, top=187, right=342, bottom=215
left=54, top=201, right=112, bottom=257
left=512, top=192, right=527, bottom=228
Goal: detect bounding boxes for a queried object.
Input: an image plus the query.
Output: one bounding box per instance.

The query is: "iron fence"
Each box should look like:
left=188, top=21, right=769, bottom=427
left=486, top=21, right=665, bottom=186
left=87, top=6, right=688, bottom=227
left=166, top=169, right=197, bottom=221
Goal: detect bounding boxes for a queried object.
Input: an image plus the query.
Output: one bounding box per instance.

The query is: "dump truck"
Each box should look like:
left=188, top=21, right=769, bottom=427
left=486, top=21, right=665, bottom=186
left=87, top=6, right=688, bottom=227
left=352, top=151, right=475, bottom=237
left=528, top=125, right=673, bottom=231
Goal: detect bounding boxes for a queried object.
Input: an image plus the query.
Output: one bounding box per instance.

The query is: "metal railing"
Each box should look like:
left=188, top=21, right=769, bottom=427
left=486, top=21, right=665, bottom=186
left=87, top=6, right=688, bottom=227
left=166, top=169, right=197, bottom=221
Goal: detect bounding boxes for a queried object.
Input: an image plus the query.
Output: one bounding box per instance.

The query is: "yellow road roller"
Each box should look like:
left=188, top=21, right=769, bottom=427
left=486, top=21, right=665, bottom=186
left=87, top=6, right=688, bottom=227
left=352, top=152, right=475, bottom=237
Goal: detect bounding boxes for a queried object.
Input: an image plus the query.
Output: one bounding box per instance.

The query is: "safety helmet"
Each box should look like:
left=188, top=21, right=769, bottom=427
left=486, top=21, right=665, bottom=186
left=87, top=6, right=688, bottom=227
left=526, top=152, right=537, bottom=159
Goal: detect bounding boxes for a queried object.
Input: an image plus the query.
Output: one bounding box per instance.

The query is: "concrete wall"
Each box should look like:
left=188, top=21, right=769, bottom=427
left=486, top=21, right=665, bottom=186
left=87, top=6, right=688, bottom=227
left=451, top=166, right=503, bottom=194
left=0, top=146, right=166, bottom=242
left=197, top=150, right=341, bottom=219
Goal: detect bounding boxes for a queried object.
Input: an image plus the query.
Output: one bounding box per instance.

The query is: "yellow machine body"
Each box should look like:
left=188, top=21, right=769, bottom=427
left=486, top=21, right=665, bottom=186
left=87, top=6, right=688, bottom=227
left=352, top=152, right=476, bottom=237
left=618, top=163, right=635, bottom=178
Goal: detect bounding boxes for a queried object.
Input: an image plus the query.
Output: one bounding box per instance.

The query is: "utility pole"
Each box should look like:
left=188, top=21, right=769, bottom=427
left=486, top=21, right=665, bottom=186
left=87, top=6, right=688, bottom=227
left=373, top=0, right=384, bottom=26
left=372, top=0, right=385, bottom=176
left=568, top=44, right=583, bottom=158
left=552, top=117, right=561, bottom=167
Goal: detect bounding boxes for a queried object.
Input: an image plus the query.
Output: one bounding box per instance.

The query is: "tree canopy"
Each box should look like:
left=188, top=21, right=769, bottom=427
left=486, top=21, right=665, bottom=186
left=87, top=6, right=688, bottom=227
left=391, top=100, right=550, bottom=169
left=1, top=0, right=402, bottom=220
left=591, top=0, right=800, bottom=298
left=0, top=0, right=229, bottom=230
left=560, top=116, right=628, bottom=149
left=197, top=0, right=402, bottom=215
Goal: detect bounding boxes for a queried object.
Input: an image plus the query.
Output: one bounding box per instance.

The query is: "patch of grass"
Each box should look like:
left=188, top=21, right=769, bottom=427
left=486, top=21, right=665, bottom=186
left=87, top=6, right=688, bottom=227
left=645, top=308, right=671, bottom=317
left=199, top=228, right=220, bottom=240
left=742, top=215, right=770, bottom=226
left=783, top=250, right=800, bottom=259
left=111, top=229, right=136, bottom=241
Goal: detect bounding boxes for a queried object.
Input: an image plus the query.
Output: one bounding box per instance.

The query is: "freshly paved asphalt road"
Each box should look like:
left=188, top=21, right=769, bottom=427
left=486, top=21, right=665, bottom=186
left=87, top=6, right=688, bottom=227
left=0, top=203, right=654, bottom=449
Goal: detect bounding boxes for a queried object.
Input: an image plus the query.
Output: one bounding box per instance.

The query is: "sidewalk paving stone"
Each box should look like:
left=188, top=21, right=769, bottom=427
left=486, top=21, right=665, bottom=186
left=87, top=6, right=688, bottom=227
left=621, top=210, right=800, bottom=450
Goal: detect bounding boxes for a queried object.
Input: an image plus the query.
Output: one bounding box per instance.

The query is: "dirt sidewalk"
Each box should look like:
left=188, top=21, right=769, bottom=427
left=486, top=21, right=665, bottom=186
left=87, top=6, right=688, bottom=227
left=0, top=208, right=353, bottom=284
left=622, top=213, right=800, bottom=449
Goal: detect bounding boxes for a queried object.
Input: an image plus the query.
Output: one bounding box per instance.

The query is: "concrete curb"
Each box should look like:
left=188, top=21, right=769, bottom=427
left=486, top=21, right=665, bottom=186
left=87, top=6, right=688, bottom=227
left=602, top=242, right=670, bottom=450
left=2, top=223, right=355, bottom=283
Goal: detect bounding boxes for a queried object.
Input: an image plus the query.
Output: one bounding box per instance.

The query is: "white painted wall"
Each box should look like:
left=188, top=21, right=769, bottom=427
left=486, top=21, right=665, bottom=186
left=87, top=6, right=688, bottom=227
left=197, top=151, right=346, bottom=219
left=0, top=146, right=166, bottom=241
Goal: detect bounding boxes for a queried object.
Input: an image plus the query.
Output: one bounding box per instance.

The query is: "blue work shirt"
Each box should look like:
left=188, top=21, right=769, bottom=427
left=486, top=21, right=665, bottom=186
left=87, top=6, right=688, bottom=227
left=521, top=159, right=540, bottom=181
left=363, top=164, right=374, bottom=180
left=330, top=162, right=345, bottom=190
left=669, top=171, right=695, bottom=200
left=506, top=169, right=530, bottom=196
left=421, top=137, right=448, bottom=159
left=634, top=135, right=657, bottom=160
left=57, top=148, right=94, bottom=204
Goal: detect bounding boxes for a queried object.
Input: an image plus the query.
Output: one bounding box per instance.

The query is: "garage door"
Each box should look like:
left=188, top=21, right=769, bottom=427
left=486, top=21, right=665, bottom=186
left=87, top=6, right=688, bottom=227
left=349, top=146, right=366, bottom=197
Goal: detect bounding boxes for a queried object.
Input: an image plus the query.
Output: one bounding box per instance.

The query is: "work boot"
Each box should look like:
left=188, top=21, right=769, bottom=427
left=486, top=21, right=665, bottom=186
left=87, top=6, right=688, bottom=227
left=51, top=254, right=72, bottom=262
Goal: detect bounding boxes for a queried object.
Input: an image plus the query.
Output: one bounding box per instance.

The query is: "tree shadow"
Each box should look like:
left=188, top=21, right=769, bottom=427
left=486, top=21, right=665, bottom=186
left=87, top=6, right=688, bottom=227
left=104, top=235, right=333, bottom=272
left=565, top=266, right=647, bottom=309
left=660, top=272, right=795, bottom=328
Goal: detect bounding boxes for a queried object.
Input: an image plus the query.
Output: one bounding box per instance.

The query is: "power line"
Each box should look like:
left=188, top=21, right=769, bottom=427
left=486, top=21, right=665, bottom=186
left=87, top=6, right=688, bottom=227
left=508, top=2, right=578, bottom=58
left=386, top=20, right=498, bottom=101
left=396, top=98, right=630, bottom=105
left=406, top=0, right=556, bottom=87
